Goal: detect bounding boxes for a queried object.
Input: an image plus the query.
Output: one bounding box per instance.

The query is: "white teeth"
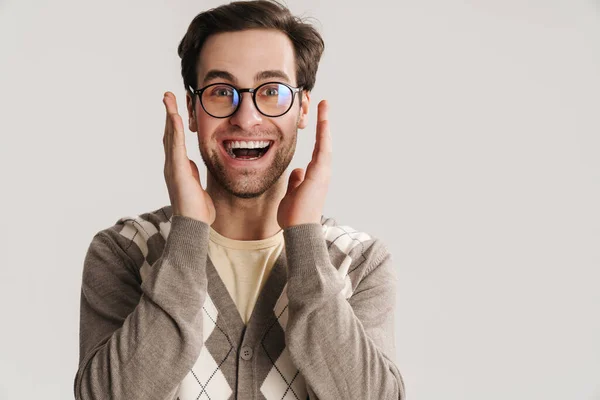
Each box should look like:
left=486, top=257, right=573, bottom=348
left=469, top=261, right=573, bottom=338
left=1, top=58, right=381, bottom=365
left=225, top=140, right=271, bottom=149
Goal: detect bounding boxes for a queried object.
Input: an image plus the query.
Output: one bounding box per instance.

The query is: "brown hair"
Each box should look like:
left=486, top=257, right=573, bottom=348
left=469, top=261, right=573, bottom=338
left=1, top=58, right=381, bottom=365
left=177, top=0, right=324, bottom=99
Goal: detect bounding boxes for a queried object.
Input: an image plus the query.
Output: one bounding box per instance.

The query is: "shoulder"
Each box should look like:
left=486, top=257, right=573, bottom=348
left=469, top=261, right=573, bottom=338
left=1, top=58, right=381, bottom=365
left=319, top=214, right=394, bottom=298
left=92, top=204, right=175, bottom=276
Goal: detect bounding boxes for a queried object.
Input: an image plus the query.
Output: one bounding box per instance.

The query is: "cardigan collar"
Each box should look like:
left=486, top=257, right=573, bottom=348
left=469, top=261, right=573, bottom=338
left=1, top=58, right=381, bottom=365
left=205, top=246, right=289, bottom=347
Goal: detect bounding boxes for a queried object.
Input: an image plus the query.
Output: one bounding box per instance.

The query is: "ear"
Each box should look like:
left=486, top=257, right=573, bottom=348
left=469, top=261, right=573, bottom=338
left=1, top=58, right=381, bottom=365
left=186, top=91, right=198, bottom=133
left=297, top=90, right=311, bottom=129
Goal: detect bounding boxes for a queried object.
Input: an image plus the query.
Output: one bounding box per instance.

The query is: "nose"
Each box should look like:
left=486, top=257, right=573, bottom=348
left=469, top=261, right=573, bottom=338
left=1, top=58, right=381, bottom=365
left=229, top=92, right=263, bottom=130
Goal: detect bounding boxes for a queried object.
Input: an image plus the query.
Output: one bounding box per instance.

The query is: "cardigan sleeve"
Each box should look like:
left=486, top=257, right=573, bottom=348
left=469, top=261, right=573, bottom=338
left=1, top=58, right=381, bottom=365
left=282, top=223, right=406, bottom=400
left=74, top=215, right=210, bottom=400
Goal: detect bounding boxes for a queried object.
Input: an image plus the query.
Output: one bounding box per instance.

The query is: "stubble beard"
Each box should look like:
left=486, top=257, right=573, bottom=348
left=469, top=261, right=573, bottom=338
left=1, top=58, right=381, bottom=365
left=199, top=127, right=297, bottom=199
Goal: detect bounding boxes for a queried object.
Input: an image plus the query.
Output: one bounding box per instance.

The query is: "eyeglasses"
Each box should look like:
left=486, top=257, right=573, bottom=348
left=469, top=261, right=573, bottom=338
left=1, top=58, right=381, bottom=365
left=190, top=81, right=302, bottom=118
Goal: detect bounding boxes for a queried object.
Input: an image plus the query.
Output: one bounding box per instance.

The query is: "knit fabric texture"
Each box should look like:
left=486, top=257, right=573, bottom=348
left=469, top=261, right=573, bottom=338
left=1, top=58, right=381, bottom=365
left=74, top=204, right=405, bottom=400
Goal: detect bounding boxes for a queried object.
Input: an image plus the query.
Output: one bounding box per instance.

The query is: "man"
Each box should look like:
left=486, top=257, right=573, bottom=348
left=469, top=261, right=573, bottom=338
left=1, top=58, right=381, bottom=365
left=74, top=1, right=405, bottom=399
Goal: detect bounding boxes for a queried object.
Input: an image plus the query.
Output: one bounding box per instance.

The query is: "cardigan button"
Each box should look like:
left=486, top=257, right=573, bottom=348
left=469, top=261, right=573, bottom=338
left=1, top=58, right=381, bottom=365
left=240, top=346, right=253, bottom=361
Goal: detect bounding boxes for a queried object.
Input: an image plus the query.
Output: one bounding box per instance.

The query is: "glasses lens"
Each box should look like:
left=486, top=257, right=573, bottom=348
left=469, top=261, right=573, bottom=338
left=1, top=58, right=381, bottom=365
left=255, top=83, right=293, bottom=116
left=201, top=84, right=239, bottom=117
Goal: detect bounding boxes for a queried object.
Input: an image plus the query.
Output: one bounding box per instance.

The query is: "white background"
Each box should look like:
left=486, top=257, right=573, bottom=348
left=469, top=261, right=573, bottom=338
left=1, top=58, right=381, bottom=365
left=0, top=0, right=598, bottom=399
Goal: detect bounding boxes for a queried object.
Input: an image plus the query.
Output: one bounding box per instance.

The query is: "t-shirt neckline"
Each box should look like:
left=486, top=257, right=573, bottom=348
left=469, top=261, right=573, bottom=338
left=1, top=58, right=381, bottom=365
left=209, top=226, right=284, bottom=250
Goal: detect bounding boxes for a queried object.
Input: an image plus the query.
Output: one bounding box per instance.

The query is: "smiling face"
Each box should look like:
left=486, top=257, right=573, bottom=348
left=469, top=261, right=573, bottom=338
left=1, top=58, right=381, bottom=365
left=186, top=29, right=310, bottom=199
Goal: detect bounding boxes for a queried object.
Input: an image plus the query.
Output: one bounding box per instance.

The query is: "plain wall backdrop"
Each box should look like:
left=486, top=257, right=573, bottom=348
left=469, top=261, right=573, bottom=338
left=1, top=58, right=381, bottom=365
left=0, top=0, right=599, bottom=399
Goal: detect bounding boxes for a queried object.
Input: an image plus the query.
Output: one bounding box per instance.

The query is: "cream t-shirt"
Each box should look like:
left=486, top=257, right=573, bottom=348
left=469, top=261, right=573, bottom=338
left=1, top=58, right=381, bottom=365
left=208, top=226, right=284, bottom=324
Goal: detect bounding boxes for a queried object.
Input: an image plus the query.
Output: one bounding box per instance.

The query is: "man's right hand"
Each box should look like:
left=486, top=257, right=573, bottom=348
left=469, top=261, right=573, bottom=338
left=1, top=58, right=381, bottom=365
left=162, top=91, right=216, bottom=225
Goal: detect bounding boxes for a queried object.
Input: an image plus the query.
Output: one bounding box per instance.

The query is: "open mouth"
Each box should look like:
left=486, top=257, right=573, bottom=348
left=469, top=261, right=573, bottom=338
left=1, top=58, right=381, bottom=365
left=223, top=140, right=273, bottom=161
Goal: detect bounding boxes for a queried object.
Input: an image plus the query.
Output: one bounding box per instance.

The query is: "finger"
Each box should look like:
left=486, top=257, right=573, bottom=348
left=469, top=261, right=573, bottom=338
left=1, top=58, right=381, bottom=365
left=163, top=95, right=172, bottom=159
left=305, top=100, right=331, bottom=181
left=163, top=92, right=187, bottom=165
left=286, top=168, right=305, bottom=195
left=315, top=100, right=331, bottom=164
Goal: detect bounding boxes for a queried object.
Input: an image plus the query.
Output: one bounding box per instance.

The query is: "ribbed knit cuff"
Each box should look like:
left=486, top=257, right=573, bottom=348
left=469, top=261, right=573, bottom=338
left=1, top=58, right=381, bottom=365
left=162, top=215, right=210, bottom=271
left=283, top=223, right=330, bottom=279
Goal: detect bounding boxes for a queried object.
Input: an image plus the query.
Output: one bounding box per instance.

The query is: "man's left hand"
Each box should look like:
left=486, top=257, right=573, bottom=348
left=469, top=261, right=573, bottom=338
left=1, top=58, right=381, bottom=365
left=277, top=100, right=332, bottom=229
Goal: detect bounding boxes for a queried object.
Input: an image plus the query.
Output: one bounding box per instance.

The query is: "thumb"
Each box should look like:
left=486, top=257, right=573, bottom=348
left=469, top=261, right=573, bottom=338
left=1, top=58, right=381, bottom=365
left=286, top=168, right=305, bottom=195
left=189, top=159, right=201, bottom=184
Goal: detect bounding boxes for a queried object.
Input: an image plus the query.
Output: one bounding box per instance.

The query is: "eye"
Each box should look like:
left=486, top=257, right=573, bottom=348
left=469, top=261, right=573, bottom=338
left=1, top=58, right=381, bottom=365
left=259, top=85, right=280, bottom=97
left=209, top=86, right=234, bottom=97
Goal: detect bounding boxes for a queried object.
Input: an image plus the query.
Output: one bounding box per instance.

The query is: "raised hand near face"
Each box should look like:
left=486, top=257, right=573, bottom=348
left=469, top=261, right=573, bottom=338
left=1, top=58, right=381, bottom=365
left=163, top=91, right=216, bottom=225
left=277, top=100, right=332, bottom=229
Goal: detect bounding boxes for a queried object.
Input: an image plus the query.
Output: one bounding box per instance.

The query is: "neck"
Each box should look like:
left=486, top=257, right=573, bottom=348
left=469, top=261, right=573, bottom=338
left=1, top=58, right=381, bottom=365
left=205, top=171, right=288, bottom=241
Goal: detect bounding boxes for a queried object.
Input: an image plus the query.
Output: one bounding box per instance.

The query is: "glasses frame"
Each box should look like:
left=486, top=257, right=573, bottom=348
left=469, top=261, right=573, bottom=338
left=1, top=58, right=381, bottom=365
left=190, top=81, right=302, bottom=119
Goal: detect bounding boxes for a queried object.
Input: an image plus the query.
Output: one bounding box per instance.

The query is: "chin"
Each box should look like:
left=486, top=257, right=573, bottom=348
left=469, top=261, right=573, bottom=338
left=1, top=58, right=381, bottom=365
left=203, top=140, right=293, bottom=198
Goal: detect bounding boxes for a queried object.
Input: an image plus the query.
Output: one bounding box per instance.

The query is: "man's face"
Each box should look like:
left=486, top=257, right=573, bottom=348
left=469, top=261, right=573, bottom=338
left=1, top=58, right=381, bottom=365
left=186, top=29, right=310, bottom=199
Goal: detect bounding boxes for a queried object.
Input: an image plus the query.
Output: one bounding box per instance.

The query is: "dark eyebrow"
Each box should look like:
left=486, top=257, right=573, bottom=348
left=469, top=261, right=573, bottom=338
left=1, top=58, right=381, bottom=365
left=200, top=69, right=293, bottom=87
left=202, top=70, right=238, bottom=85
left=254, top=70, right=291, bottom=84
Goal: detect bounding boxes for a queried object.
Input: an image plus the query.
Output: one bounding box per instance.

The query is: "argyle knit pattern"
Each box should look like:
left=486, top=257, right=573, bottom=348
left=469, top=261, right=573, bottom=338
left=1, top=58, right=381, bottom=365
left=74, top=204, right=405, bottom=400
